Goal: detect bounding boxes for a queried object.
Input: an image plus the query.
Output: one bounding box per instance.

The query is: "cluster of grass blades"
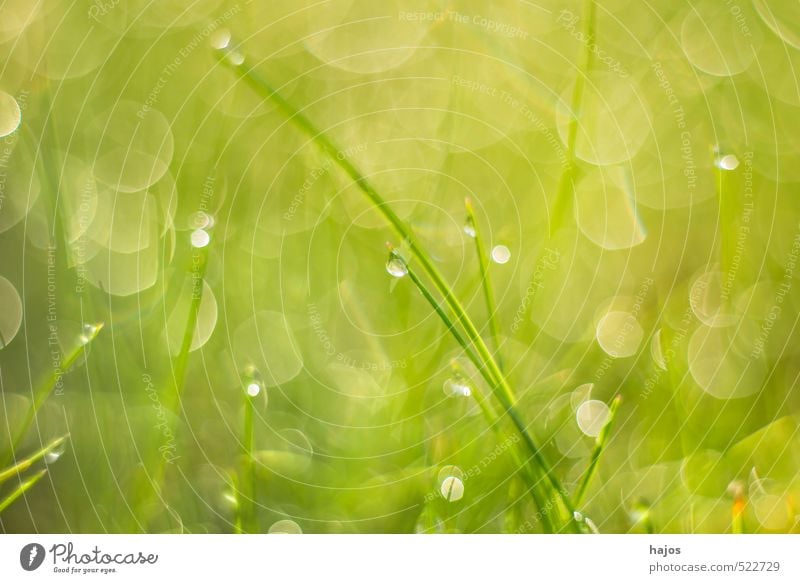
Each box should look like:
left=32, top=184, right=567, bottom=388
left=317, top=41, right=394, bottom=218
left=0, top=320, right=102, bottom=516
left=214, top=6, right=620, bottom=532
left=0, top=435, right=69, bottom=515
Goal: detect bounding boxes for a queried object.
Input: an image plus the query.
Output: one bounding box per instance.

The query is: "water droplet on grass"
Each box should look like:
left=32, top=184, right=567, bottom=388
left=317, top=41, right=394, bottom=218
left=576, top=400, right=611, bottom=438
left=440, top=476, right=464, bottom=502
left=443, top=376, right=471, bottom=398
left=715, top=154, right=740, bottom=170
left=246, top=382, right=261, bottom=397
left=191, top=229, right=210, bottom=248
left=79, top=323, right=102, bottom=345
left=491, top=245, right=511, bottom=264
left=226, top=51, right=245, bottom=66
left=385, top=255, right=408, bottom=278
left=45, top=440, right=67, bottom=465
left=0, top=91, right=21, bottom=137
left=463, top=219, right=476, bottom=238
left=210, top=29, right=231, bottom=50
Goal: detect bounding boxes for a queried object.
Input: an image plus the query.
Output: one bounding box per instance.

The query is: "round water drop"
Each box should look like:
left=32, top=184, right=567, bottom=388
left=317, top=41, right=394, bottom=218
left=491, top=245, right=511, bottom=264
left=463, top=220, right=476, bottom=238
left=0, top=91, right=21, bottom=137
left=79, top=322, right=102, bottom=345
left=385, top=255, right=408, bottom=278
left=45, top=440, right=67, bottom=465
left=0, top=276, right=23, bottom=349
left=573, top=510, right=584, bottom=522
left=716, top=154, right=740, bottom=170
left=269, top=519, right=302, bottom=534
left=443, top=377, right=471, bottom=398
left=440, top=476, right=464, bottom=502
left=190, top=229, right=210, bottom=248
left=246, top=382, right=261, bottom=397
left=576, top=400, right=611, bottom=438
left=596, top=311, right=644, bottom=358
left=210, top=28, right=231, bottom=50
left=226, top=50, right=245, bottom=66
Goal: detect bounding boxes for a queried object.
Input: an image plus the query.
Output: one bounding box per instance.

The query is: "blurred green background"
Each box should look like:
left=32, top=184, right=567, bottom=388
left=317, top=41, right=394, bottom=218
left=1, top=0, right=800, bottom=533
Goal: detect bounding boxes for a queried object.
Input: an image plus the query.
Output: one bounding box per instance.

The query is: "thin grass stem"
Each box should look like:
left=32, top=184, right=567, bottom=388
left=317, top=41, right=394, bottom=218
left=0, top=435, right=68, bottom=485
left=464, top=198, right=503, bottom=370
left=0, top=469, right=48, bottom=514
left=574, top=395, right=621, bottom=507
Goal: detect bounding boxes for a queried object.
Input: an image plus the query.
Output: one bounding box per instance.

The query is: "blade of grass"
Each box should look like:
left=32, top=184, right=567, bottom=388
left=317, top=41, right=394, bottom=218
left=574, top=395, right=621, bottom=507
left=0, top=435, right=68, bottom=485
left=0, top=469, right=48, bottom=514
left=3, top=326, right=102, bottom=468
left=217, top=51, right=517, bottom=411
left=548, top=0, right=596, bottom=237
left=237, top=376, right=257, bottom=533
left=222, top=47, right=576, bottom=529
left=391, top=247, right=579, bottom=531
left=449, top=360, right=556, bottom=533
left=464, top=198, right=503, bottom=370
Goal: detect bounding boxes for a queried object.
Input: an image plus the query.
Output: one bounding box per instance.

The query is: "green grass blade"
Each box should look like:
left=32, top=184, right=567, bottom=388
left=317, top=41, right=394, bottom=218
left=3, top=326, right=102, bottom=468
left=464, top=198, right=503, bottom=370
left=0, top=469, right=48, bottom=514
left=574, top=395, right=621, bottom=507
left=0, top=435, right=68, bottom=485
left=392, top=247, right=577, bottom=531
left=217, top=51, right=517, bottom=410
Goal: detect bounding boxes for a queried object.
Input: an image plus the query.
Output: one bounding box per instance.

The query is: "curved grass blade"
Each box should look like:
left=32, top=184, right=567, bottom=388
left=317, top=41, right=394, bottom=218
left=0, top=469, right=48, bottom=514
left=0, top=435, right=68, bottom=485
left=464, top=198, right=503, bottom=370
left=574, top=395, right=621, bottom=507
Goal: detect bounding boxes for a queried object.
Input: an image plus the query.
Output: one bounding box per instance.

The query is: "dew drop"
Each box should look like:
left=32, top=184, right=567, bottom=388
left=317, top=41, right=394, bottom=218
left=191, top=229, right=210, bottom=248
left=246, top=382, right=261, bottom=397
left=440, top=476, right=464, bottom=502
left=463, top=219, right=476, bottom=238
left=79, top=322, right=102, bottom=345
left=715, top=154, right=740, bottom=170
left=45, top=441, right=66, bottom=465
left=210, top=28, right=231, bottom=50
left=491, top=244, right=511, bottom=264
left=443, top=376, right=471, bottom=398
left=385, top=255, right=408, bottom=278
left=226, top=51, right=245, bottom=66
